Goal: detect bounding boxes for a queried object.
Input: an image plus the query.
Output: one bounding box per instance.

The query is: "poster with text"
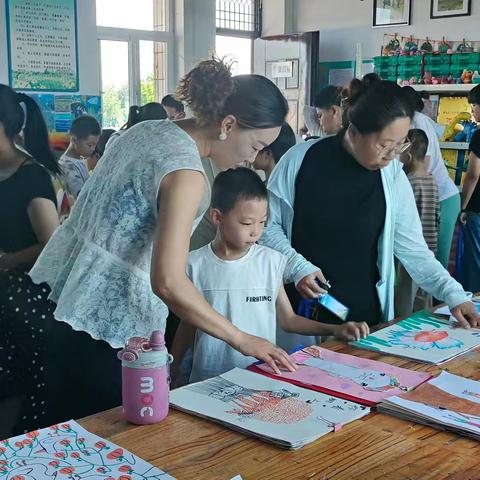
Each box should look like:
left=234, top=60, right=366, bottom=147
left=7, top=0, right=78, bottom=91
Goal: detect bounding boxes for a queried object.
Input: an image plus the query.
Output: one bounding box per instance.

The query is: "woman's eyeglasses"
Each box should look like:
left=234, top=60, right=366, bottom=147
left=378, top=141, right=411, bottom=158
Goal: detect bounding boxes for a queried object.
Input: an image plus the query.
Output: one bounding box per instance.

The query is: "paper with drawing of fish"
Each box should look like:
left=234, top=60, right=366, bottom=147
left=350, top=311, right=480, bottom=364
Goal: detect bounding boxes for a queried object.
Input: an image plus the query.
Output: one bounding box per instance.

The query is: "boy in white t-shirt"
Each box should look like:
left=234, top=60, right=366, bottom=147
left=171, top=167, right=369, bottom=384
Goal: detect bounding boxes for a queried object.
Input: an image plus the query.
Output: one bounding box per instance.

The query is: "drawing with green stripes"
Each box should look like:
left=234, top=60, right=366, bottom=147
left=351, top=311, right=480, bottom=364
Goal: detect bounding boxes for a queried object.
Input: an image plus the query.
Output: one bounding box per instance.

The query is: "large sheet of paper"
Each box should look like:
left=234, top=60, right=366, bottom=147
left=0, top=420, right=175, bottom=479
left=379, top=371, right=480, bottom=440
left=351, top=311, right=480, bottom=364
left=170, top=368, right=370, bottom=449
left=250, top=345, right=431, bottom=406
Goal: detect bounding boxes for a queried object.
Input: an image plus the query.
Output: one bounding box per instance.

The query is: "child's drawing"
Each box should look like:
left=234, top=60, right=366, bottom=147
left=462, top=390, right=480, bottom=400
left=0, top=421, right=175, bottom=479
left=170, top=368, right=371, bottom=448
left=387, top=329, right=464, bottom=350
left=351, top=311, right=480, bottom=364
left=188, top=376, right=313, bottom=424
left=300, top=346, right=406, bottom=392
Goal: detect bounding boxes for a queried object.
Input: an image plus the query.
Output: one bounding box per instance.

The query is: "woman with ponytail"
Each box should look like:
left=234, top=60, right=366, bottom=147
left=29, top=58, right=294, bottom=423
left=105, top=102, right=167, bottom=149
left=0, top=84, right=60, bottom=436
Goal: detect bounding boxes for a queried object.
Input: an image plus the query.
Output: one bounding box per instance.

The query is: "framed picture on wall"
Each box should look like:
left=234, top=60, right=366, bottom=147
left=373, top=0, right=412, bottom=27
left=286, top=59, right=299, bottom=89
left=430, top=0, right=471, bottom=19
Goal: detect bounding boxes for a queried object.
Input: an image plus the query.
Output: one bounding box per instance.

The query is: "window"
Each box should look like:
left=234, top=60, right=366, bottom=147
left=97, top=0, right=173, bottom=129
left=216, top=0, right=261, bottom=36
left=215, top=0, right=261, bottom=76
left=96, top=0, right=168, bottom=31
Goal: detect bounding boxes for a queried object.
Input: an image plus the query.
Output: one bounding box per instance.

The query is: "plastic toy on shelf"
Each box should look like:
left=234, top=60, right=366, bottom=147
left=441, top=112, right=474, bottom=142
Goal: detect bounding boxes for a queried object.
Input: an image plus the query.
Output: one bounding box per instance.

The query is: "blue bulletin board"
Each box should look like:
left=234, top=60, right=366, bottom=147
left=6, top=0, right=79, bottom=91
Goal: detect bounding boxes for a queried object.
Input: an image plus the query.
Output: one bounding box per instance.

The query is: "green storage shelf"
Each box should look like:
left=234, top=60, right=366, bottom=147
left=451, top=53, right=480, bottom=65
left=398, top=55, right=422, bottom=66
left=374, top=56, right=398, bottom=68
left=424, top=64, right=451, bottom=76
left=450, top=64, right=480, bottom=77
left=375, top=65, right=398, bottom=77
left=424, top=54, right=451, bottom=66
left=397, top=65, right=422, bottom=80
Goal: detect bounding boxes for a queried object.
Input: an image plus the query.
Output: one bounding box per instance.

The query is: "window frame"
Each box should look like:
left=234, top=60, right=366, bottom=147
left=97, top=0, right=175, bottom=107
left=215, top=0, right=262, bottom=39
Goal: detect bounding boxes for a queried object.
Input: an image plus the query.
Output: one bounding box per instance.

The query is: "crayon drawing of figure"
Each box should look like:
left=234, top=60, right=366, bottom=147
left=387, top=329, right=464, bottom=351
left=444, top=411, right=480, bottom=429
left=187, top=377, right=313, bottom=424
left=462, top=390, right=480, bottom=400
left=299, top=346, right=405, bottom=392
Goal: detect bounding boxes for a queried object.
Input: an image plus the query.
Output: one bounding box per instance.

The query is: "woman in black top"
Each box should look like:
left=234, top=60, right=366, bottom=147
left=460, top=85, right=480, bottom=292
left=0, top=84, right=60, bottom=436
left=263, top=81, right=479, bottom=331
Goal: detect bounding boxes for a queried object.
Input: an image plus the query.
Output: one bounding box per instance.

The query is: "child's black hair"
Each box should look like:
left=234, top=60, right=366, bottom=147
left=407, top=128, right=429, bottom=161
left=468, top=84, right=480, bottom=105
left=70, top=115, right=101, bottom=139
left=161, top=94, right=185, bottom=113
left=314, top=86, right=346, bottom=110
left=211, top=167, right=267, bottom=214
left=261, top=123, right=296, bottom=164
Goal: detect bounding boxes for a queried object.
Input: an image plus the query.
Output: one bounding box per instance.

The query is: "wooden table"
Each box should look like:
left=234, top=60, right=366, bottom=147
left=79, top=340, right=480, bottom=480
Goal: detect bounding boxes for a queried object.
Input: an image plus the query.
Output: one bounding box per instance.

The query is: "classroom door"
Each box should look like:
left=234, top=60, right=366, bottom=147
left=253, top=32, right=319, bottom=134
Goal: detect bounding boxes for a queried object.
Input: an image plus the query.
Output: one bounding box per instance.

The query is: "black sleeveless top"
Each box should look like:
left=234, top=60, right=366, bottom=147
left=0, top=162, right=56, bottom=253
left=291, top=133, right=386, bottom=325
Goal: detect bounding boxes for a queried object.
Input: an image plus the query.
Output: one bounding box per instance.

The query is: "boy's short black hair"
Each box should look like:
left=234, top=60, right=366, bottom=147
left=263, top=122, right=296, bottom=164
left=161, top=94, right=185, bottom=113
left=407, top=128, right=429, bottom=161
left=468, top=84, right=480, bottom=105
left=70, top=115, right=101, bottom=139
left=211, top=167, right=267, bottom=213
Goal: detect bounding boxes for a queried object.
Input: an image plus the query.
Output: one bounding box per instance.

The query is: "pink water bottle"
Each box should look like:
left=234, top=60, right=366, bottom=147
left=118, top=331, right=173, bottom=425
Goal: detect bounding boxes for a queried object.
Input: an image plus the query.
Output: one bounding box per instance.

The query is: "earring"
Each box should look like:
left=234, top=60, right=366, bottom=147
left=218, top=131, right=227, bottom=141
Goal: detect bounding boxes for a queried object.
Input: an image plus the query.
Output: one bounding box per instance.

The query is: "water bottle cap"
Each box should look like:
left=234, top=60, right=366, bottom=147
left=149, top=330, right=165, bottom=351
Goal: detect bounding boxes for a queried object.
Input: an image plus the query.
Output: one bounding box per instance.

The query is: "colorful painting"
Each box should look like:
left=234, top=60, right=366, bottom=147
left=351, top=311, right=480, bottom=364
left=430, top=0, right=471, bottom=19
left=30, top=93, right=102, bottom=150
left=373, top=0, right=411, bottom=27
left=250, top=345, right=431, bottom=406
left=0, top=420, right=175, bottom=479
left=379, top=372, right=480, bottom=440
left=6, top=0, right=78, bottom=91
left=170, top=368, right=370, bottom=449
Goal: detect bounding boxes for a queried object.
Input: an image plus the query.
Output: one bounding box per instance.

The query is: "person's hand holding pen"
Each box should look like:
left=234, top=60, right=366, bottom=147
left=296, top=270, right=330, bottom=299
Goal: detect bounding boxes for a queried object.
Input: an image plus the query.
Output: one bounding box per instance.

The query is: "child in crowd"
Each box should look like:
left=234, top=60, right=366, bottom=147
left=60, top=115, right=101, bottom=199
left=460, top=84, right=480, bottom=292
left=253, top=123, right=296, bottom=182
left=161, top=94, right=186, bottom=120
left=172, top=167, right=369, bottom=383
left=395, top=129, right=440, bottom=316
left=85, top=128, right=116, bottom=172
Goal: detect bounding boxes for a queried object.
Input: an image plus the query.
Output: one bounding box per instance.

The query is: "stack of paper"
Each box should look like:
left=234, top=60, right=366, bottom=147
left=350, top=311, right=480, bottom=364
left=170, top=368, right=370, bottom=449
left=0, top=420, right=175, bottom=479
left=249, top=345, right=431, bottom=406
left=379, top=371, right=480, bottom=441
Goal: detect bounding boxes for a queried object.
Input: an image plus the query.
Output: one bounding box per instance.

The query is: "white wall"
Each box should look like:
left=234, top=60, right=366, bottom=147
left=263, top=0, right=480, bottom=62
left=0, top=0, right=100, bottom=94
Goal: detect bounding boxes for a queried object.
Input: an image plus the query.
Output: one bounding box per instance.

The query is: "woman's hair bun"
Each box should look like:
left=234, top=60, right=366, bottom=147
left=175, top=56, right=235, bottom=125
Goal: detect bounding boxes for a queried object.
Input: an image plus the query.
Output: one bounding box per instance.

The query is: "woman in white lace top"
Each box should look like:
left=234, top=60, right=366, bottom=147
left=29, top=58, right=294, bottom=422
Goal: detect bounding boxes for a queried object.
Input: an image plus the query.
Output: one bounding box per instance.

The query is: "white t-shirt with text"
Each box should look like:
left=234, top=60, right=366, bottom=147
left=188, top=243, right=286, bottom=383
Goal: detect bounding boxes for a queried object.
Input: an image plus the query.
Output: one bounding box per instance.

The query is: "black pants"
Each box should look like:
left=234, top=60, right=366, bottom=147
left=45, top=319, right=122, bottom=425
